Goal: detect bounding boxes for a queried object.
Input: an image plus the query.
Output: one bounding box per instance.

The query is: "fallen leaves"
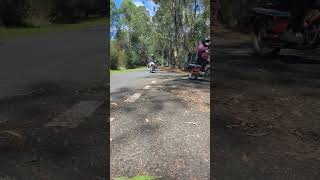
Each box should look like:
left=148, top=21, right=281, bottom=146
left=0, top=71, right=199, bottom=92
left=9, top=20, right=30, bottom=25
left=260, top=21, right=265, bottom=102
left=170, top=89, right=209, bottom=112
left=111, top=102, right=118, bottom=107
left=184, top=122, right=198, bottom=126
left=246, top=132, right=269, bottom=137
left=0, top=129, right=25, bottom=147
left=0, top=130, right=23, bottom=139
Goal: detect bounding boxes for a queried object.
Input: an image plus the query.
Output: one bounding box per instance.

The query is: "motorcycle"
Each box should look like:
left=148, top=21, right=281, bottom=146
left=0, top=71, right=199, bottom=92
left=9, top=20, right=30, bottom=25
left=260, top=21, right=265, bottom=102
left=149, top=61, right=156, bottom=73
left=188, top=51, right=210, bottom=80
left=250, top=0, right=320, bottom=56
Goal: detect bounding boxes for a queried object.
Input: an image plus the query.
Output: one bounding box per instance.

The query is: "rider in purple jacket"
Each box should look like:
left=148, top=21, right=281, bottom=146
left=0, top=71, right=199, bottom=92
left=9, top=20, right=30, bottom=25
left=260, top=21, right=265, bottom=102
left=197, top=37, right=210, bottom=72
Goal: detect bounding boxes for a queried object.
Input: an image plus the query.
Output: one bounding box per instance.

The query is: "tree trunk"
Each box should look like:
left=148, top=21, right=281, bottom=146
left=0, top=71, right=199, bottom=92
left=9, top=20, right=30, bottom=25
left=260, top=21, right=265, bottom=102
left=172, top=0, right=179, bottom=68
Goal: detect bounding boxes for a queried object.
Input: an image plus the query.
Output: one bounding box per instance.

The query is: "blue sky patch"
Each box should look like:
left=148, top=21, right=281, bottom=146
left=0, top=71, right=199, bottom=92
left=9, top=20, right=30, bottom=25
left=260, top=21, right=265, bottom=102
left=114, top=0, right=159, bottom=16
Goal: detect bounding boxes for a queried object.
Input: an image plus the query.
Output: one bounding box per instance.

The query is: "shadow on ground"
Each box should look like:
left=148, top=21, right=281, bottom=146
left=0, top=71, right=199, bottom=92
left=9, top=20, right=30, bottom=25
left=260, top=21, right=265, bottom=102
left=213, top=28, right=320, bottom=180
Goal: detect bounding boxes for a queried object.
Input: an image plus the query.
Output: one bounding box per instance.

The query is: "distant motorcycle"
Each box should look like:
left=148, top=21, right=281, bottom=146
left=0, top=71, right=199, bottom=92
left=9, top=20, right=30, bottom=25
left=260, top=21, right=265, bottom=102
left=250, top=0, right=320, bottom=56
left=149, top=61, right=156, bottom=73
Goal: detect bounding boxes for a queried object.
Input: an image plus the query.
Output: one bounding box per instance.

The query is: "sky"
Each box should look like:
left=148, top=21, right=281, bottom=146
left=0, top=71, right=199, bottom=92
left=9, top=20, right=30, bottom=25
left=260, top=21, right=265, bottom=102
left=111, top=0, right=159, bottom=39
left=114, top=0, right=159, bottom=17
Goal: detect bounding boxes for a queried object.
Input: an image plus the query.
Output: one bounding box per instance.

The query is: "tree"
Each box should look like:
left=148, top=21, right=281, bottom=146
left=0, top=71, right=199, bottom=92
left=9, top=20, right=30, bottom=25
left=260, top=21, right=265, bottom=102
left=110, top=0, right=209, bottom=69
left=0, top=0, right=31, bottom=26
left=153, top=0, right=209, bottom=67
left=49, top=0, right=106, bottom=23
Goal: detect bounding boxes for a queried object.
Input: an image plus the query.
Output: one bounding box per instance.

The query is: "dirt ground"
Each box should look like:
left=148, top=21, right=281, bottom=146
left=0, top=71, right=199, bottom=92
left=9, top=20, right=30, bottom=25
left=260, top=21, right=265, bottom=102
left=213, top=26, right=320, bottom=180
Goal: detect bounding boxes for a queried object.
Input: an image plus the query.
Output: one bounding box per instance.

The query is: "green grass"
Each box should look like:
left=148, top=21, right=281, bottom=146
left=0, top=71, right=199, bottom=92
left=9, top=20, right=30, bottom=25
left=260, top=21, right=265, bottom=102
left=110, top=67, right=146, bottom=75
left=0, top=17, right=107, bottom=40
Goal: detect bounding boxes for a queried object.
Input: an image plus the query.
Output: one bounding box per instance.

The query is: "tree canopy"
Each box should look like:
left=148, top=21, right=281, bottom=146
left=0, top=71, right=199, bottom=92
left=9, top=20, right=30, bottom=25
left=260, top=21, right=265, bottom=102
left=111, top=0, right=210, bottom=69
left=0, top=0, right=106, bottom=26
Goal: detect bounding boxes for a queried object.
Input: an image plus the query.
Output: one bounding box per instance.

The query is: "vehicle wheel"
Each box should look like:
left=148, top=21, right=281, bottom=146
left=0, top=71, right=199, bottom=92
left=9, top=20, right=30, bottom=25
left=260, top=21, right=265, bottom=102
left=252, top=25, right=281, bottom=56
left=189, top=72, right=197, bottom=80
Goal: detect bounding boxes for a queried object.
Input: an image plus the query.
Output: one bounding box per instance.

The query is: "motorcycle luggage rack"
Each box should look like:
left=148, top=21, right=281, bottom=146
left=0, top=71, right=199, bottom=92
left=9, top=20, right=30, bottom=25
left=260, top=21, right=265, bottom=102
left=188, top=64, right=202, bottom=68
left=253, top=7, right=291, bottom=18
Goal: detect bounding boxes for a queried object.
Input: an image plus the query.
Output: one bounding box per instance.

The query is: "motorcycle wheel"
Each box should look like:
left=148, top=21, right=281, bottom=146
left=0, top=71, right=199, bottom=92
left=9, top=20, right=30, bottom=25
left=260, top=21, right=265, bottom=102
left=189, top=72, right=198, bottom=80
left=253, top=25, right=280, bottom=56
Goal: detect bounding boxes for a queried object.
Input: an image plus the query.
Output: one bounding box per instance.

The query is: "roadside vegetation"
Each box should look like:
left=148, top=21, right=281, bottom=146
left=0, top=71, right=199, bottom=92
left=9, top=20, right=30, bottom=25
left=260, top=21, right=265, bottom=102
left=0, top=17, right=105, bottom=40
left=110, top=0, right=209, bottom=70
left=0, top=0, right=106, bottom=39
left=111, top=67, right=145, bottom=74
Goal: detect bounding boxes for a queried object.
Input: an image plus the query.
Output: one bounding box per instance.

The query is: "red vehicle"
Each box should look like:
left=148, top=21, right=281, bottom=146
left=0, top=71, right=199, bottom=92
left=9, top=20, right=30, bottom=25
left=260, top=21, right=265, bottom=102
left=251, top=0, right=320, bottom=56
left=188, top=51, right=210, bottom=80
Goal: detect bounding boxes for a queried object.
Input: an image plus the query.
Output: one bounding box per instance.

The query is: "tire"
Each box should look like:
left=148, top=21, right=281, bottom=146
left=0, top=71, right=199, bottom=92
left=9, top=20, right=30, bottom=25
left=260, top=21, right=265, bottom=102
left=189, top=72, right=197, bottom=80
left=252, top=24, right=281, bottom=57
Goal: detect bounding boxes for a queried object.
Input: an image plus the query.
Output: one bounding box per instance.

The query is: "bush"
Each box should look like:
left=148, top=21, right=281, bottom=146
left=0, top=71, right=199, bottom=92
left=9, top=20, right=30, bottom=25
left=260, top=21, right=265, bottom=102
left=0, top=0, right=31, bottom=26
left=49, top=0, right=106, bottom=23
left=127, top=50, right=141, bottom=69
left=117, top=49, right=127, bottom=68
left=49, top=0, right=77, bottom=23
left=111, top=41, right=128, bottom=70
left=110, top=48, right=120, bottom=70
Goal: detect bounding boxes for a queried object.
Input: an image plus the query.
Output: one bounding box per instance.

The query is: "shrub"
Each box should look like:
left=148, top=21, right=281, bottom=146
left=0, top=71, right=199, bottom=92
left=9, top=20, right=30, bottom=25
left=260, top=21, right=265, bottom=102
left=0, top=0, right=31, bottom=26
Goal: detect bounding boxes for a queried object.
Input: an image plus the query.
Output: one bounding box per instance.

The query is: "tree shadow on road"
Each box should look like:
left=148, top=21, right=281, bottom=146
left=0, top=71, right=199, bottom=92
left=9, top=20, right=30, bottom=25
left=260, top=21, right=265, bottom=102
left=213, top=33, right=320, bottom=180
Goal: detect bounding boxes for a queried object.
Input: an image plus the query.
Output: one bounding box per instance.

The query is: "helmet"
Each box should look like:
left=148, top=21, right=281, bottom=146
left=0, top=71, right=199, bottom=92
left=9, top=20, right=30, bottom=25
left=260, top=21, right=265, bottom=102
left=202, top=37, right=210, bottom=46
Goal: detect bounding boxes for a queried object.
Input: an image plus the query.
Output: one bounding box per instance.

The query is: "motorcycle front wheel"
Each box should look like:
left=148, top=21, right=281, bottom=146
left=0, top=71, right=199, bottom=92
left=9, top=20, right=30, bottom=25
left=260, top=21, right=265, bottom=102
left=252, top=25, right=280, bottom=56
left=189, top=72, right=198, bottom=80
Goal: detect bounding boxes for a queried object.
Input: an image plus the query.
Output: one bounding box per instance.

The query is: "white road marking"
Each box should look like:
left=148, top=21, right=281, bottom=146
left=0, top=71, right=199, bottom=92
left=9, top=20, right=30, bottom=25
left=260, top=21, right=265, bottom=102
left=124, top=93, right=142, bottom=103
left=151, top=80, right=156, bottom=84
left=45, top=100, right=103, bottom=128
left=143, top=85, right=151, bottom=89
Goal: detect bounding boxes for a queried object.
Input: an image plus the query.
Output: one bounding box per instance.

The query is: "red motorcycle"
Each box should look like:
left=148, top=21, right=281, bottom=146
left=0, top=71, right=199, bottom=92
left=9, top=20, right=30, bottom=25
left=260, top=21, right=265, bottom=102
left=251, top=0, right=320, bottom=56
left=188, top=51, right=210, bottom=80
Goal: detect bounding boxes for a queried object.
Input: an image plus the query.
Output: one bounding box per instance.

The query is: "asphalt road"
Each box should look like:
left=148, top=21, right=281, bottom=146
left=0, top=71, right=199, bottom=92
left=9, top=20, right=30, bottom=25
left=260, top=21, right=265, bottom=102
left=0, top=25, right=107, bottom=99
left=110, top=69, right=151, bottom=101
left=213, top=27, right=320, bottom=180
left=110, top=69, right=210, bottom=179
left=0, top=26, right=108, bottom=180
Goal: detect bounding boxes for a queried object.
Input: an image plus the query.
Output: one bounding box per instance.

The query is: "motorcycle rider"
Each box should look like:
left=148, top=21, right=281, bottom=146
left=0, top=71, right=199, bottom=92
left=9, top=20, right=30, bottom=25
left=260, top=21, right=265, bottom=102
left=197, top=37, right=210, bottom=74
left=147, top=54, right=156, bottom=70
left=280, top=0, right=315, bottom=43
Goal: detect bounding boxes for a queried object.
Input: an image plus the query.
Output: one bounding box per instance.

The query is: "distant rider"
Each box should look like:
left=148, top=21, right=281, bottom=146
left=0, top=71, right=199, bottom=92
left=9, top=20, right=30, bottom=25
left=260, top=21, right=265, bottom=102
left=147, top=54, right=156, bottom=69
left=197, top=37, right=210, bottom=73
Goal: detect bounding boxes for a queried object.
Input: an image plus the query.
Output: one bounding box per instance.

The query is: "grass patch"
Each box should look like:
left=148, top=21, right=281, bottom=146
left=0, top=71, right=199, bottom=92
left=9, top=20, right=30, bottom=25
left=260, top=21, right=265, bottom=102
left=111, top=67, right=146, bottom=75
left=0, top=17, right=107, bottom=40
